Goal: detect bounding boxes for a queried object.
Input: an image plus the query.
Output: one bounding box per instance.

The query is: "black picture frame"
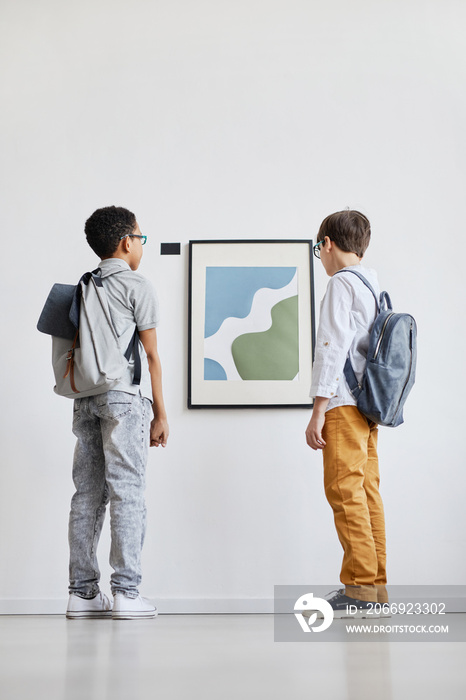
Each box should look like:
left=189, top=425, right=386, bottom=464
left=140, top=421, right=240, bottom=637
left=188, top=239, right=315, bottom=408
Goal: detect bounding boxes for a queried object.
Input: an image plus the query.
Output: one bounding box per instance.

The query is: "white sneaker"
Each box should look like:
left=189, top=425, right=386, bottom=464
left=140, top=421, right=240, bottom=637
left=112, top=593, right=157, bottom=620
left=66, top=592, right=112, bottom=619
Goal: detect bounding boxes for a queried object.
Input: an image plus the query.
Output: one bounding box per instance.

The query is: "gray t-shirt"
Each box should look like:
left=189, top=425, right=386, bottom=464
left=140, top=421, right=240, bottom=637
left=98, top=258, right=160, bottom=401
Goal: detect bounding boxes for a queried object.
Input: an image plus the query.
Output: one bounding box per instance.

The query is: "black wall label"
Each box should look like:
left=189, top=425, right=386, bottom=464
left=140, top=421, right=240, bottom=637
left=160, top=243, right=181, bottom=255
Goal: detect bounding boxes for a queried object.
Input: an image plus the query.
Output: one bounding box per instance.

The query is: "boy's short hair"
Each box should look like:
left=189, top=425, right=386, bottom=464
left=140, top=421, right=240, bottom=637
left=317, top=210, right=371, bottom=258
left=85, top=206, right=137, bottom=258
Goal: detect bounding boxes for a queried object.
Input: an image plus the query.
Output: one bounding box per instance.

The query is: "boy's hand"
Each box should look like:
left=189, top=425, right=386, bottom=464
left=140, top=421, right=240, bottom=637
left=306, top=414, right=326, bottom=450
left=305, top=397, right=329, bottom=450
left=150, top=417, right=169, bottom=447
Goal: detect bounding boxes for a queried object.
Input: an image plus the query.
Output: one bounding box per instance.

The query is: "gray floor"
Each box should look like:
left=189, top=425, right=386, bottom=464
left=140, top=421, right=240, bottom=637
left=1, top=614, right=465, bottom=700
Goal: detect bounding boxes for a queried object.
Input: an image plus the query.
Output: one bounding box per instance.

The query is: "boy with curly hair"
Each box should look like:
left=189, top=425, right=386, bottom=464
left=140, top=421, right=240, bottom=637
left=66, top=206, right=169, bottom=620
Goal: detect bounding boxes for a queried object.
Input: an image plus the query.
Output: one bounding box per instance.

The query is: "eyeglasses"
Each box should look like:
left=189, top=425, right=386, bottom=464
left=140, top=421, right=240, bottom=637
left=119, top=234, right=147, bottom=245
left=313, top=240, right=324, bottom=259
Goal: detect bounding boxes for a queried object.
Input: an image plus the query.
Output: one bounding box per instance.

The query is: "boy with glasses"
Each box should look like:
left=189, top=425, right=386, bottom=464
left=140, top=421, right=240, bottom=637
left=66, top=206, right=169, bottom=620
left=305, top=210, right=387, bottom=618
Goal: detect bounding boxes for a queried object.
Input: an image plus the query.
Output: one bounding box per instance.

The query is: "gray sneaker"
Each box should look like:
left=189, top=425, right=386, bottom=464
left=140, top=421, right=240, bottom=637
left=112, top=594, right=157, bottom=620
left=66, top=592, right=112, bottom=619
left=302, top=589, right=380, bottom=619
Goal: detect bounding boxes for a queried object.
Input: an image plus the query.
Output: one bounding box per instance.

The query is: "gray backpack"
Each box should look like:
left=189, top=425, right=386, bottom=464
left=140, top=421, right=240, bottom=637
left=38, top=269, right=140, bottom=398
left=335, top=269, right=417, bottom=427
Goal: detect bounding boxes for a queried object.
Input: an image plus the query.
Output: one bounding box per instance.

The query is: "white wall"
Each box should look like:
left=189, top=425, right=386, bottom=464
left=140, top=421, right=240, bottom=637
left=1, top=0, right=465, bottom=612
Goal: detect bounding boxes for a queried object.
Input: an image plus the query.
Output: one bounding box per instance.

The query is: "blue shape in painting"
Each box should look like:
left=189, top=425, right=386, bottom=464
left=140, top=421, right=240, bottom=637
left=205, top=267, right=296, bottom=337
left=204, top=358, right=227, bottom=380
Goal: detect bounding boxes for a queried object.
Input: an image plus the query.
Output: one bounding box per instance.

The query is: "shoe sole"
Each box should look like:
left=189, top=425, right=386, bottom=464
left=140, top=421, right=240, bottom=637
left=331, top=611, right=380, bottom=619
left=66, top=611, right=112, bottom=619
left=310, top=610, right=381, bottom=620
left=112, top=611, right=157, bottom=620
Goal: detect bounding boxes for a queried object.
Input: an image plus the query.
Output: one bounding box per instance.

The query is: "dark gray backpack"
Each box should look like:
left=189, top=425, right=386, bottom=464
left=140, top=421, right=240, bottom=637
left=335, top=269, right=417, bottom=427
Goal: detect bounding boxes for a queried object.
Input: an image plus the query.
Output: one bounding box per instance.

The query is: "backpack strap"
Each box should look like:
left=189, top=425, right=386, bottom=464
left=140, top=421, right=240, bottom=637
left=334, top=268, right=380, bottom=311
left=342, top=357, right=362, bottom=399
left=334, top=268, right=393, bottom=312
left=333, top=268, right=390, bottom=399
left=63, top=328, right=79, bottom=393
left=124, top=328, right=142, bottom=386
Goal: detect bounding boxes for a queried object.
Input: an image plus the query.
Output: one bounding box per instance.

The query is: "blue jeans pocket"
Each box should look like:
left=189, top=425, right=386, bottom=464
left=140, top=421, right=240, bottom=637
left=95, top=391, right=134, bottom=419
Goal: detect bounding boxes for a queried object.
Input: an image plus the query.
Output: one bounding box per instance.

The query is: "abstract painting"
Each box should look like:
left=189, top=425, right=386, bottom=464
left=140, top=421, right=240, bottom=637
left=204, top=266, right=298, bottom=381
left=189, top=241, right=315, bottom=407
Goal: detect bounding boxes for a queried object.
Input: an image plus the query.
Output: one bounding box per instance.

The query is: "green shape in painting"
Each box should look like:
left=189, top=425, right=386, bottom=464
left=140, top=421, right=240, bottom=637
left=231, top=296, right=299, bottom=380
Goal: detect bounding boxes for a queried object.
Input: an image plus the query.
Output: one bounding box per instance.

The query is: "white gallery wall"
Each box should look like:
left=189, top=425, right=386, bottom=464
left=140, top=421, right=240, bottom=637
left=1, top=0, right=465, bottom=612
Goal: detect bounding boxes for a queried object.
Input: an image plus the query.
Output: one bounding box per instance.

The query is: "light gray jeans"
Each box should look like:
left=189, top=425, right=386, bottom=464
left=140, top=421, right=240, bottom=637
left=69, top=391, right=151, bottom=599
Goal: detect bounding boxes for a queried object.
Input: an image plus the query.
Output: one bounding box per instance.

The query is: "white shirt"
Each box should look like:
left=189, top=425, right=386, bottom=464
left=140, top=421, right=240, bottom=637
left=310, top=265, right=379, bottom=412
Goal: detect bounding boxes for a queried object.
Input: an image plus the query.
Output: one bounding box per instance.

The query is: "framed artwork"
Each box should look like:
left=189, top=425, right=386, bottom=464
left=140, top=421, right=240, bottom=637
left=188, top=240, right=315, bottom=408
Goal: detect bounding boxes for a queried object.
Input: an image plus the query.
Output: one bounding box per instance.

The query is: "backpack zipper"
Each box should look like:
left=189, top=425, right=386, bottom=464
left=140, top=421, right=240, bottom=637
left=374, top=313, right=395, bottom=360
left=392, top=322, right=415, bottom=423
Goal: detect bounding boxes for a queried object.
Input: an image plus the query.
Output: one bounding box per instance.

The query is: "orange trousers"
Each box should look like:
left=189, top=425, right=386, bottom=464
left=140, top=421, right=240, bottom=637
left=322, top=406, right=387, bottom=603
